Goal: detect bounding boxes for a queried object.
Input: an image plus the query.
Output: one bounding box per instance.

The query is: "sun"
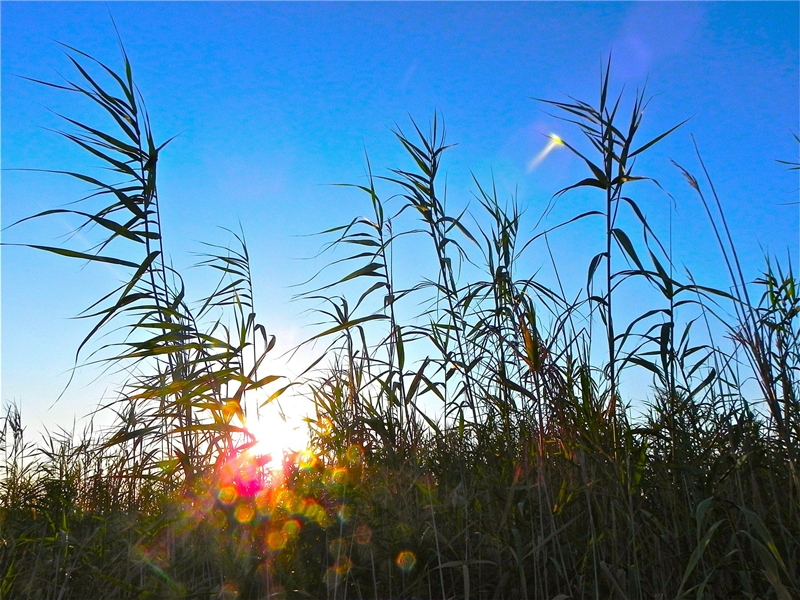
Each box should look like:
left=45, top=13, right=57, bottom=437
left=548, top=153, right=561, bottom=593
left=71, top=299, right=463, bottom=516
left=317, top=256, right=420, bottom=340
left=245, top=406, right=310, bottom=471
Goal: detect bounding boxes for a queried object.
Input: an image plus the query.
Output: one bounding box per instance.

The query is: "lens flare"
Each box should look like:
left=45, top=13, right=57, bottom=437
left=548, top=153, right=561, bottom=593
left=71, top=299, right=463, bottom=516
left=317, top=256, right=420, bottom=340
left=210, top=508, right=227, bottom=529
left=328, top=537, right=348, bottom=558
left=329, top=467, right=349, bottom=486
left=283, top=518, right=301, bottom=536
left=234, top=502, right=255, bottom=524
left=527, top=133, right=564, bottom=172
left=217, top=582, right=239, bottom=600
left=302, top=499, right=329, bottom=525
left=218, top=485, right=238, bottom=505
left=266, top=530, right=288, bottom=550
left=334, top=557, right=353, bottom=575
left=395, top=550, right=417, bottom=572
left=345, top=444, right=363, bottom=464
left=354, top=524, right=372, bottom=545
left=335, top=503, right=352, bottom=523
left=324, top=567, right=340, bottom=589
left=298, top=448, right=319, bottom=470
left=254, top=489, right=272, bottom=515
left=288, top=496, right=305, bottom=516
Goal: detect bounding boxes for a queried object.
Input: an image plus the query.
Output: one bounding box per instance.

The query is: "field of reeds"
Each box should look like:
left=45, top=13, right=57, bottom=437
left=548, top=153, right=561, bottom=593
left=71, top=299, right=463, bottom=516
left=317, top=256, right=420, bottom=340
left=2, top=43, right=798, bottom=600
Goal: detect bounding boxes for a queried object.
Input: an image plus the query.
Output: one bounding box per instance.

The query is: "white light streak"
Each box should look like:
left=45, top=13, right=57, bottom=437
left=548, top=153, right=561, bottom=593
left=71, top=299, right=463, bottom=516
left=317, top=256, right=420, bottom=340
left=527, top=133, right=563, bottom=172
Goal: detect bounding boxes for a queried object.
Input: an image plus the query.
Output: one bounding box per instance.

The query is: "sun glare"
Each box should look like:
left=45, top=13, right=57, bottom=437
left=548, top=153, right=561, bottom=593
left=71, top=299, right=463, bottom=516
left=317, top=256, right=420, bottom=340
left=246, top=411, right=309, bottom=471
left=527, top=132, right=564, bottom=172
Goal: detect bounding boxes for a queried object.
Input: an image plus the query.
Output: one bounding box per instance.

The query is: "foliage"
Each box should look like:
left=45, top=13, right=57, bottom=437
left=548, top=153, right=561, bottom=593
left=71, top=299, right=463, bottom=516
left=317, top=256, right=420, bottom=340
left=2, top=43, right=798, bottom=599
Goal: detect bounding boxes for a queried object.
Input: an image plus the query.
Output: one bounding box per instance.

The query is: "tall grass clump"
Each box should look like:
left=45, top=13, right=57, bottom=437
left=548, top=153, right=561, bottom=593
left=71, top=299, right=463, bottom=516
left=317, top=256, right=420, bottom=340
left=2, top=42, right=798, bottom=599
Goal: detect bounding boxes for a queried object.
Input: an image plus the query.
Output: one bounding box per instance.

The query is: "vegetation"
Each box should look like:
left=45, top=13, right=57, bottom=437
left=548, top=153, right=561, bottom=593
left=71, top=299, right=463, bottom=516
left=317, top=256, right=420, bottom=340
left=2, top=42, right=798, bottom=600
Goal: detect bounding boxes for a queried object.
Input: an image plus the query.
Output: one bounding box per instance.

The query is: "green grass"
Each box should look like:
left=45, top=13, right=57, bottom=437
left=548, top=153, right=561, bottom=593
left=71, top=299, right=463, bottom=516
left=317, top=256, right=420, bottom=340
left=1, top=44, right=798, bottom=599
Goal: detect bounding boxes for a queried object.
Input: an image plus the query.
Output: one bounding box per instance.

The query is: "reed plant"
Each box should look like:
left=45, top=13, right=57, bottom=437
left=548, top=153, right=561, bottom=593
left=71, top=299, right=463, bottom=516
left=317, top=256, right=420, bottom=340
left=1, top=42, right=797, bottom=599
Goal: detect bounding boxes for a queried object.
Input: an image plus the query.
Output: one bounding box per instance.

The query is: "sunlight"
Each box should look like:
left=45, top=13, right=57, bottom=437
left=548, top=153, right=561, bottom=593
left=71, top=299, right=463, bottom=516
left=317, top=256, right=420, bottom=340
left=236, top=323, right=316, bottom=472
left=246, top=408, right=309, bottom=471
left=527, top=133, right=564, bottom=172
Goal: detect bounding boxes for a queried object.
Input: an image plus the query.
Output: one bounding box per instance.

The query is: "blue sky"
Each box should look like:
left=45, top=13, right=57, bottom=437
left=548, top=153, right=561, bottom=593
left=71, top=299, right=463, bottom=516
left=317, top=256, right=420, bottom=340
left=2, top=2, right=798, bottom=436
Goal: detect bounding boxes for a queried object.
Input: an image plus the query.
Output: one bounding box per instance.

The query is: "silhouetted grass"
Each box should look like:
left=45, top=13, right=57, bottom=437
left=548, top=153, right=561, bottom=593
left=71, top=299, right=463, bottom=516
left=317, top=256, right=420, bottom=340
left=2, top=43, right=798, bottom=600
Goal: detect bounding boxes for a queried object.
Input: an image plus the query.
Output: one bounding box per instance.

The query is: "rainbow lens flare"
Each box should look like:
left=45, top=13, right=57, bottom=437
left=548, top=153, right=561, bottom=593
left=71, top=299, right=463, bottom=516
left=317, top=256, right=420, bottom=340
left=395, top=550, right=417, bottom=572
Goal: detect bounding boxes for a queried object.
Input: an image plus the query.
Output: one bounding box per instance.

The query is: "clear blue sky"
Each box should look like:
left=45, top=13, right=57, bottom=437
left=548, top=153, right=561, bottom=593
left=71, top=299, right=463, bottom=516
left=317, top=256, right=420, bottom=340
left=2, top=2, right=798, bottom=434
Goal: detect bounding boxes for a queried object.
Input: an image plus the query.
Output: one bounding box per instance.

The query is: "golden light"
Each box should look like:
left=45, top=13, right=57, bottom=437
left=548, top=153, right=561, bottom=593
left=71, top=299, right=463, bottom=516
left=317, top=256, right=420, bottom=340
left=218, top=485, right=238, bottom=505
left=234, top=322, right=316, bottom=472
left=298, top=447, right=320, bottom=471
left=245, top=409, right=309, bottom=472
left=266, top=530, right=288, bottom=550
left=527, top=133, right=564, bottom=172
left=234, top=503, right=255, bottom=524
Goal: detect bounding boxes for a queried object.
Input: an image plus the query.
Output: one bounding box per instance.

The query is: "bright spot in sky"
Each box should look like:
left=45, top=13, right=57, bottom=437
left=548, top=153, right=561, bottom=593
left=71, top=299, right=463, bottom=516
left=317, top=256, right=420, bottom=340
left=246, top=407, right=309, bottom=471
left=527, top=133, right=563, bottom=172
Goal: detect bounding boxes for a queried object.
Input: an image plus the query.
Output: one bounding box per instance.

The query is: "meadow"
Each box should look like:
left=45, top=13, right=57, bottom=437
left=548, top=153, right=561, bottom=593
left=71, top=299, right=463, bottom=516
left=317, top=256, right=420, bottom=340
left=1, top=43, right=798, bottom=600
